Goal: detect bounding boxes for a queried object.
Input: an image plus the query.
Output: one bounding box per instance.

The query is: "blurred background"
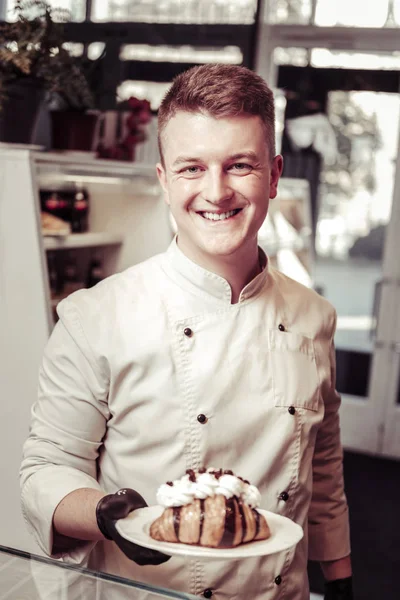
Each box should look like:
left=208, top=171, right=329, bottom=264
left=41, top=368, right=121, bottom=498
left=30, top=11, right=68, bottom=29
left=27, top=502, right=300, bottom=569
left=0, top=1, right=399, bottom=598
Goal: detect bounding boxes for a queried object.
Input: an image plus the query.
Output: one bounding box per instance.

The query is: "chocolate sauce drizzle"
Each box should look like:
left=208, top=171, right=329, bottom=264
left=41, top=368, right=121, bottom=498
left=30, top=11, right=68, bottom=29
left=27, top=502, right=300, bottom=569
left=173, top=500, right=205, bottom=542
left=253, top=508, right=260, bottom=537
left=220, top=497, right=237, bottom=547
left=237, top=500, right=247, bottom=543
left=172, top=507, right=180, bottom=537
left=199, top=499, right=205, bottom=542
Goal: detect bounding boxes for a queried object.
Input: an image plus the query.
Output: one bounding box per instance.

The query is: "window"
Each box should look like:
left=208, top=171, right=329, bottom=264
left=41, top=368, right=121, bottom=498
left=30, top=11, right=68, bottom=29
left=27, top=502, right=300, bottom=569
left=4, top=0, right=86, bottom=21
left=274, top=47, right=400, bottom=70
left=3, top=0, right=258, bottom=23
left=268, top=0, right=313, bottom=24
left=269, top=0, right=400, bottom=27
left=91, top=0, right=258, bottom=24
left=314, top=0, right=399, bottom=27
left=119, top=44, right=242, bottom=64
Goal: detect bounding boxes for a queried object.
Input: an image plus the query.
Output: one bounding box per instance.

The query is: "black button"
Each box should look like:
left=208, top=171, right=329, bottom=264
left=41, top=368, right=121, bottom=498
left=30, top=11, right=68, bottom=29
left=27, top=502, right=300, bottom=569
left=288, top=406, right=296, bottom=415
left=278, top=324, right=285, bottom=332
left=184, top=327, right=193, bottom=337
left=274, top=575, right=282, bottom=585
left=197, top=414, right=207, bottom=424
left=279, top=491, right=289, bottom=502
left=203, top=589, right=213, bottom=598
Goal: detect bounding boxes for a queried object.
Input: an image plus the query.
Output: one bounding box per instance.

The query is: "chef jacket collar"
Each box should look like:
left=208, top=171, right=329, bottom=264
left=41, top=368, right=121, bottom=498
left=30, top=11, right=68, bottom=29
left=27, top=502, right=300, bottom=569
left=164, top=236, right=269, bottom=304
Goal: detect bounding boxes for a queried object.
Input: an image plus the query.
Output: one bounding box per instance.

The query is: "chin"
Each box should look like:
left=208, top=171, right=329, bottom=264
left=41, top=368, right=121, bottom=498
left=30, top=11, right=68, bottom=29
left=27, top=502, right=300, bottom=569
left=201, top=241, right=245, bottom=258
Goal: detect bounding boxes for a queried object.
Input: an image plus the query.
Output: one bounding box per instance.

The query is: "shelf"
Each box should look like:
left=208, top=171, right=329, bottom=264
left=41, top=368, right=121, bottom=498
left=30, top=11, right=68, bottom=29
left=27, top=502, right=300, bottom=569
left=35, top=151, right=157, bottom=184
left=43, top=232, right=123, bottom=250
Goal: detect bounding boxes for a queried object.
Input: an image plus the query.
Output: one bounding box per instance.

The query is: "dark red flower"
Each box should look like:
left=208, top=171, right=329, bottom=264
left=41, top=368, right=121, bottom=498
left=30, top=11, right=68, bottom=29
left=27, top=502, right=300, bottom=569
left=126, top=113, right=139, bottom=131
left=137, top=108, right=151, bottom=124
left=124, top=133, right=140, bottom=146
left=128, top=96, right=143, bottom=110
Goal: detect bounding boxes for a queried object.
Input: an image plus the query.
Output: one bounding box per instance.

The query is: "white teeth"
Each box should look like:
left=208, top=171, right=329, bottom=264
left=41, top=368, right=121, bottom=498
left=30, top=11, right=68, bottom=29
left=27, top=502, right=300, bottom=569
left=202, top=210, right=237, bottom=221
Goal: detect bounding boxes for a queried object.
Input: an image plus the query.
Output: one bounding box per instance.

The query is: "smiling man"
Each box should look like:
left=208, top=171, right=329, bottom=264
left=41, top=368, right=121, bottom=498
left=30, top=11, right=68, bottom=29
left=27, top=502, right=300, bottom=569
left=157, top=109, right=282, bottom=302
left=21, top=65, right=353, bottom=600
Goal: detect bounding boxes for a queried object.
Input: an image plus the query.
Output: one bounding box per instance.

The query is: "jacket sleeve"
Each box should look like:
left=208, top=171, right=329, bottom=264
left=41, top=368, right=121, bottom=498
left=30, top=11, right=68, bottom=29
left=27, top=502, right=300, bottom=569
left=308, top=311, right=351, bottom=561
left=20, top=297, right=110, bottom=563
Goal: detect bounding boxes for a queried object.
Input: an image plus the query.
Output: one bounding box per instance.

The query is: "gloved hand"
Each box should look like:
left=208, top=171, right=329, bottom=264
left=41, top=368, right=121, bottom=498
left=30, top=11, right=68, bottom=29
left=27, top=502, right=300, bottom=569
left=96, top=488, right=171, bottom=566
left=324, top=576, right=354, bottom=600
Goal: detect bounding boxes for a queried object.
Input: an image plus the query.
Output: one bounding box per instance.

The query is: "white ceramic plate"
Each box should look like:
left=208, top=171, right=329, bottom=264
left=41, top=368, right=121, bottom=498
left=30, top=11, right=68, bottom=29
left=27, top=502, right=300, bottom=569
left=115, top=505, right=303, bottom=560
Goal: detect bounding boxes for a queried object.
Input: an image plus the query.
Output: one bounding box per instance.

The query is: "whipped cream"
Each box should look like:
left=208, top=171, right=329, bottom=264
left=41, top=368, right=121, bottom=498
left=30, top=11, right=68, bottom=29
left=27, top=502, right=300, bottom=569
left=156, top=469, right=262, bottom=508
left=194, top=471, right=220, bottom=499
left=156, top=477, right=194, bottom=507
left=242, top=483, right=261, bottom=508
left=215, top=474, right=244, bottom=499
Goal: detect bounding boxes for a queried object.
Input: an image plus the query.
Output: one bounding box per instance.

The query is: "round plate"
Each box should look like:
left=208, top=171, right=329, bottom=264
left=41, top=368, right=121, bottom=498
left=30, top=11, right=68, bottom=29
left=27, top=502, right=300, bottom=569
left=115, top=505, right=303, bottom=560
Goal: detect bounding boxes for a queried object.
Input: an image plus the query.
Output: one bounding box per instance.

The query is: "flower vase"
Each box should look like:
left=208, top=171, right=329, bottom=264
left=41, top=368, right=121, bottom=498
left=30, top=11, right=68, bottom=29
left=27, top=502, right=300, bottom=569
left=126, top=142, right=136, bottom=162
left=0, top=78, right=45, bottom=144
left=51, top=111, right=98, bottom=151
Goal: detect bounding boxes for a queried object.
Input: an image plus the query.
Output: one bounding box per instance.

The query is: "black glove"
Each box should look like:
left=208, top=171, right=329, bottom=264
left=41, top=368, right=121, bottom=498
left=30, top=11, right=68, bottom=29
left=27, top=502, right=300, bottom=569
left=96, top=488, right=171, bottom=566
left=324, top=576, right=354, bottom=600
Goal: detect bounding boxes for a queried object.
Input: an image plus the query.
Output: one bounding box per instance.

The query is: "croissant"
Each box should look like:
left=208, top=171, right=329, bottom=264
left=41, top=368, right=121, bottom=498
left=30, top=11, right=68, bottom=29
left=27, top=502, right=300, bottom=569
left=150, top=495, right=270, bottom=548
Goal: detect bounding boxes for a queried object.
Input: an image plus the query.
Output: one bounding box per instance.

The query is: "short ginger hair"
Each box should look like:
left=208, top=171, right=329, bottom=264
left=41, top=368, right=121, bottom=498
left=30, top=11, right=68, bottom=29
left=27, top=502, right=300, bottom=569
left=158, top=63, right=276, bottom=163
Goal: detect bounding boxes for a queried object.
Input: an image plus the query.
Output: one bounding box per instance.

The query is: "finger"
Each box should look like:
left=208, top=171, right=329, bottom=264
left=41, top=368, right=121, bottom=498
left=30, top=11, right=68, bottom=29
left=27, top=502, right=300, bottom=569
left=133, top=550, right=171, bottom=566
left=99, top=489, right=148, bottom=520
left=116, top=488, right=148, bottom=510
left=113, top=530, right=171, bottom=566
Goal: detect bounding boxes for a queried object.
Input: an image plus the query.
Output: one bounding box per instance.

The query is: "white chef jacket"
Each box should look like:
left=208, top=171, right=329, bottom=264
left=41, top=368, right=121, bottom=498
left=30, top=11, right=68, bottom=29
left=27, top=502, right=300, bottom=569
left=20, top=238, right=351, bottom=600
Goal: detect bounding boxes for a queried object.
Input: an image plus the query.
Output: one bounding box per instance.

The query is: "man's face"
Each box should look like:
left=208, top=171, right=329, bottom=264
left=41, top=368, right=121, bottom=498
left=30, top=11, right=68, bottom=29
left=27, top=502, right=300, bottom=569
left=157, top=111, right=283, bottom=267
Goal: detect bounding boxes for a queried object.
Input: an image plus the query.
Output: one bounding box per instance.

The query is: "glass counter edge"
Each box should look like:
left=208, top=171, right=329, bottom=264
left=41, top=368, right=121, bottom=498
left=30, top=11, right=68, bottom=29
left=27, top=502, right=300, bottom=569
left=0, top=544, right=198, bottom=599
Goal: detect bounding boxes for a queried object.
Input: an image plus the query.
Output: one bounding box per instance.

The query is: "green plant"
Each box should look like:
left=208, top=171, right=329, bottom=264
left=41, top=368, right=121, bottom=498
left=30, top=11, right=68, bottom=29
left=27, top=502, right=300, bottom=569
left=0, top=0, right=95, bottom=110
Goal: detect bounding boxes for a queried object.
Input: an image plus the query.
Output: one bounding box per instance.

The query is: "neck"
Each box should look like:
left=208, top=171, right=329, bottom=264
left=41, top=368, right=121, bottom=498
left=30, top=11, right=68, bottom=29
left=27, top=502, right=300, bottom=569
left=177, top=238, right=262, bottom=304
left=225, top=255, right=262, bottom=303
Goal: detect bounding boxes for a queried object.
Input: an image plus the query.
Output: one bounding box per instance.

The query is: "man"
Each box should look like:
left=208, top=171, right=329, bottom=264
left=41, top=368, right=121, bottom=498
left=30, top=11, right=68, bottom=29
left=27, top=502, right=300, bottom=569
left=21, top=64, right=353, bottom=600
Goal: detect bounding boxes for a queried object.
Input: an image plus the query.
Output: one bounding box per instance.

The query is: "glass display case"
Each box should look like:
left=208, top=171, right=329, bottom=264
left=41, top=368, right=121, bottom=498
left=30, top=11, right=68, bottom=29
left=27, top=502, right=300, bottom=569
left=0, top=145, right=173, bottom=555
left=0, top=545, right=197, bottom=600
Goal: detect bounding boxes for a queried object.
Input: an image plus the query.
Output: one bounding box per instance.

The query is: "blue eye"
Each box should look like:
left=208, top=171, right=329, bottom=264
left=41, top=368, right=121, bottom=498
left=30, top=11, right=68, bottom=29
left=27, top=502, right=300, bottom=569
left=183, top=166, right=201, bottom=174
left=231, top=163, right=252, bottom=171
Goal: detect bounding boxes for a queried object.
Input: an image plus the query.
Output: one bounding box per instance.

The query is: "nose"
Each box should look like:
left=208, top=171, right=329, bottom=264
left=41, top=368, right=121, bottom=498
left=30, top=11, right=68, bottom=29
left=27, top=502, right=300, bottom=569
left=202, top=169, right=233, bottom=205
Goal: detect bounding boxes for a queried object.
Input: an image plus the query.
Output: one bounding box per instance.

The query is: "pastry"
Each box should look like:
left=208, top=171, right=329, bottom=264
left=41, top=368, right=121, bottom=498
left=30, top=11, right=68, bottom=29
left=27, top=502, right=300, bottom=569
left=41, top=211, right=71, bottom=236
left=150, top=468, right=270, bottom=548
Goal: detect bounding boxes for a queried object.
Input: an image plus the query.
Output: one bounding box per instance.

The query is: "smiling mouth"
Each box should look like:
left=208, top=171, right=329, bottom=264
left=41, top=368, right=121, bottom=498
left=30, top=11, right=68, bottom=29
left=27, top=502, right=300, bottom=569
left=197, top=208, right=242, bottom=221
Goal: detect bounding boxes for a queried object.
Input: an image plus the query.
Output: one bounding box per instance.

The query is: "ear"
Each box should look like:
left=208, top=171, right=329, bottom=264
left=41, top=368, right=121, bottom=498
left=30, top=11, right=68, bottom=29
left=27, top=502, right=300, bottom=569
left=156, top=162, right=170, bottom=205
left=268, top=155, right=284, bottom=200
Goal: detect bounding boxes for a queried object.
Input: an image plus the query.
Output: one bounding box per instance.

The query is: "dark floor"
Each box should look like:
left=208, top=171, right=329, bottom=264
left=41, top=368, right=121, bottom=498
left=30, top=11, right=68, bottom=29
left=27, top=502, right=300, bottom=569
left=308, top=451, right=400, bottom=600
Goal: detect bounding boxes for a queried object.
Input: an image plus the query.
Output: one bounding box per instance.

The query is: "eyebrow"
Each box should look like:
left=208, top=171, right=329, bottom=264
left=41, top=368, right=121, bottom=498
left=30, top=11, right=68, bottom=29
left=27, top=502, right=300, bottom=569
left=172, top=156, right=203, bottom=167
left=172, top=151, right=260, bottom=167
left=228, top=152, right=259, bottom=162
